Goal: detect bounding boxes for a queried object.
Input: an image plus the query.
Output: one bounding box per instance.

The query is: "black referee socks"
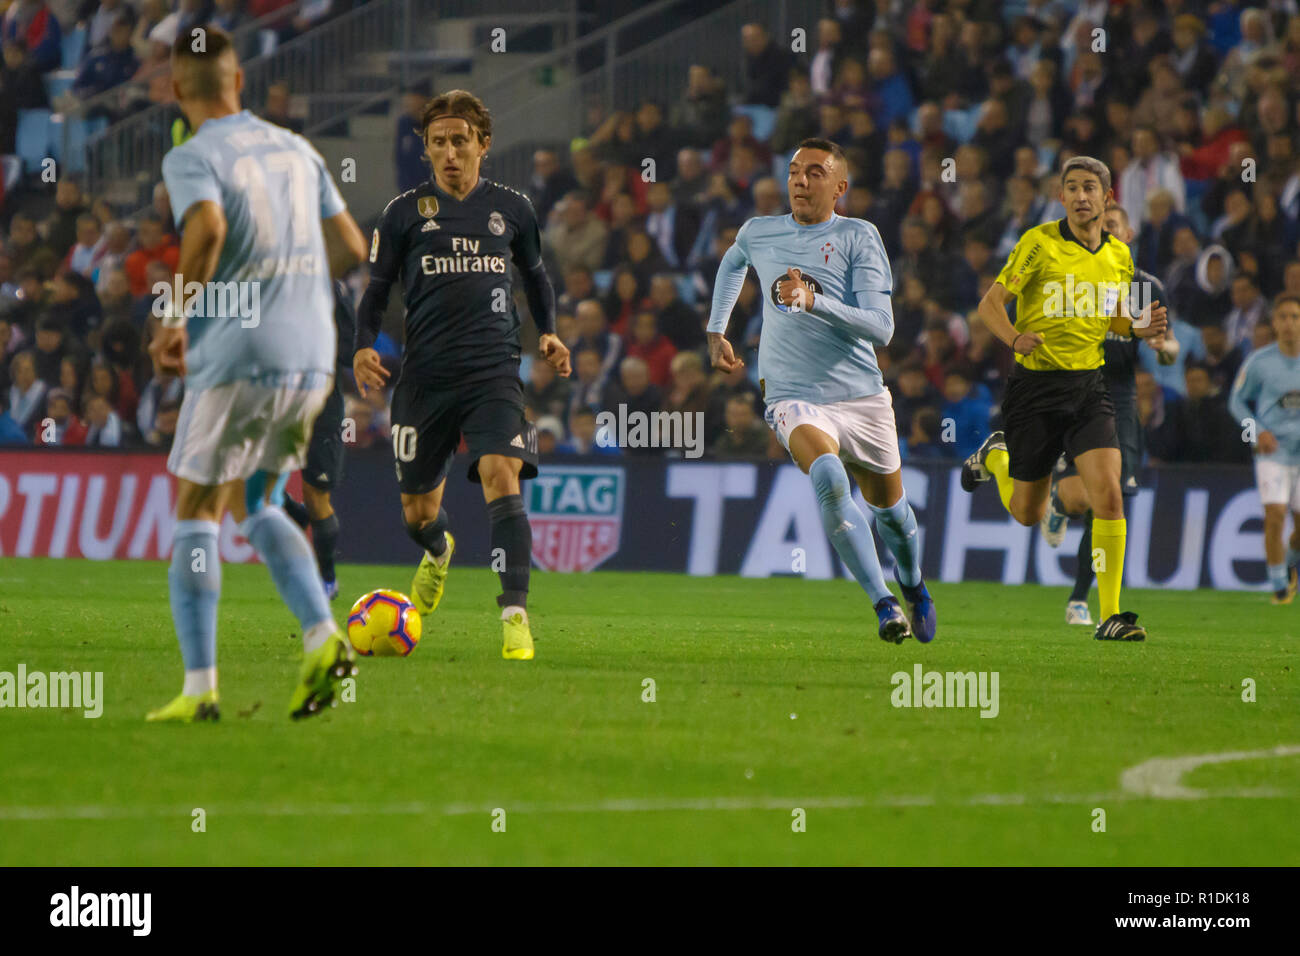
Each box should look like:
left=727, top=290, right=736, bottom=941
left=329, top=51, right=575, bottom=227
left=406, top=508, right=449, bottom=558
left=310, top=514, right=340, bottom=584
left=486, top=494, right=531, bottom=609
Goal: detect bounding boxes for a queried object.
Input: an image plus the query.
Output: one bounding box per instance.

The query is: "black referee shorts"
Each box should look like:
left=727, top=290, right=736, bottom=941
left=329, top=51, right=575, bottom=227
left=1055, top=387, right=1141, bottom=496
left=1002, top=365, right=1118, bottom=483
left=389, top=374, right=539, bottom=495
left=303, top=382, right=345, bottom=491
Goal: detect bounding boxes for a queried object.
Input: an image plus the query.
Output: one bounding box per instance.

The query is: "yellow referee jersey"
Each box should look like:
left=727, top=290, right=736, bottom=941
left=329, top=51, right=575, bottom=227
left=995, top=218, right=1135, bottom=371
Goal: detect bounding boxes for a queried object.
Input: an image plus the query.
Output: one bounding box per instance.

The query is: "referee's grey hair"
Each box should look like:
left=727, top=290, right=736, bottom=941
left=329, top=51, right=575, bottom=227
left=1060, top=156, right=1112, bottom=193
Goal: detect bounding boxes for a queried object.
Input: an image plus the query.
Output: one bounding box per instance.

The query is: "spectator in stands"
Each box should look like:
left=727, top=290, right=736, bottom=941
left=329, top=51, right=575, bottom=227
left=893, top=216, right=954, bottom=310
left=771, top=69, right=818, bottom=155
left=740, top=22, right=788, bottom=107
left=1150, top=361, right=1250, bottom=464
left=43, top=179, right=90, bottom=262
left=66, top=214, right=106, bottom=277
left=135, top=369, right=181, bottom=441
left=0, top=316, right=17, bottom=391
left=672, top=147, right=710, bottom=207
left=904, top=406, right=944, bottom=460
left=1170, top=13, right=1219, bottom=94
left=5, top=212, right=55, bottom=278
left=545, top=192, right=607, bottom=274
left=663, top=350, right=710, bottom=422
left=604, top=356, right=663, bottom=454
left=704, top=360, right=760, bottom=443
left=34, top=388, right=85, bottom=445
left=46, top=269, right=101, bottom=341
left=1225, top=273, right=1267, bottom=352
left=624, top=309, right=676, bottom=387
left=1135, top=188, right=1190, bottom=277
left=528, top=148, right=578, bottom=228
left=808, top=17, right=843, bottom=98
left=557, top=265, right=594, bottom=316
left=710, top=393, right=768, bottom=458
left=867, top=46, right=914, bottom=129
left=940, top=364, right=993, bottom=460
left=710, top=113, right=770, bottom=175
left=211, top=0, right=248, bottom=36
left=82, top=391, right=123, bottom=446
left=644, top=180, right=701, bottom=270
left=630, top=100, right=678, bottom=182
left=574, top=299, right=621, bottom=388
left=135, top=258, right=173, bottom=324
left=1120, top=126, right=1187, bottom=228
left=891, top=359, right=940, bottom=438
left=963, top=311, right=1012, bottom=400
left=671, top=64, right=728, bottom=151
left=623, top=230, right=669, bottom=289
left=648, top=274, right=703, bottom=352
left=93, top=222, right=131, bottom=286
left=558, top=406, right=618, bottom=456
left=261, top=82, right=303, bottom=134
left=124, top=214, right=178, bottom=296
left=3, top=0, right=62, bottom=73
left=566, top=347, right=608, bottom=422
left=72, top=14, right=138, bottom=100
left=600, top=192, right=638, bottom=268
left=534, top=416, right=563, bottom=455
left=523, top=355, right=570, bottom=422
left=7, top=349, right=45, bottom=432
left=1199, top=322, right=1244, bottom=394
left=600, top=267, right=642, bottom=337
left=395, top=89, right=428, bottom=193
left=750, top=177, right=785, bottom=218
left=32, top=315, right=72, bottom=386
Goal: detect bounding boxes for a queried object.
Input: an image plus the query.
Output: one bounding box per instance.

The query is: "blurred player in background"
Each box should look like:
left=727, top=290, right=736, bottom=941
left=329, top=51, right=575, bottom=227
left=354, top=89, right=568, bottom=661
left=1228, top=294, right=1300, bottom=604
left=147, top=29, right=368, bottom=722
left=707, top=138, right=936, bottom=644
left=1039, top=203, right=1179, bottom=626
left=282, top=279, right=358, bottom=600
left=963, top=157, right=1167, bottom=641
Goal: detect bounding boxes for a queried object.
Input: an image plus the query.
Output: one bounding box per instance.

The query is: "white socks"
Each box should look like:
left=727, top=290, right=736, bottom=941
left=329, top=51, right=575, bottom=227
left=183, top=667, right=217, bottom=696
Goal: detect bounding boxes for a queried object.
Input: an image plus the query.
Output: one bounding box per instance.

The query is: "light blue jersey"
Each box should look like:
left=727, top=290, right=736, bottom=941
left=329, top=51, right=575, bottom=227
left=707, top=213, right=893, bottom=404
left=161, top=110, right=346, bottom=391
left=1228, top=344, right=1300, bottom=465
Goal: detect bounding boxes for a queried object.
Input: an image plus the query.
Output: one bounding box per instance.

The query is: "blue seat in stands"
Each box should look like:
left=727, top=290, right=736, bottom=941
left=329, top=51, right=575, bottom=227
left=44, top=70, right=77, bottom=101
left=592, top=269, right=614, bottom=294
left=61, top=28, right=86, bottom=68
left=48, top=113, right=108, bottom=174
left=732, top=104, right=776, bottom=142
left=16, top=109, right=53, bottom=174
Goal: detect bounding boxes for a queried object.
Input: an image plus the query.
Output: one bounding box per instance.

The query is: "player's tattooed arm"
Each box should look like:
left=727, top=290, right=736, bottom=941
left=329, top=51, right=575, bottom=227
left=978, top=281, right=1042, bottom=355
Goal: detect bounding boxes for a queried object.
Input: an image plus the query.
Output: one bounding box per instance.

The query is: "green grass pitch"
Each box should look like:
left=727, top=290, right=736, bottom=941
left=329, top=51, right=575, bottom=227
left=0, top=556, right=1297, bottom=865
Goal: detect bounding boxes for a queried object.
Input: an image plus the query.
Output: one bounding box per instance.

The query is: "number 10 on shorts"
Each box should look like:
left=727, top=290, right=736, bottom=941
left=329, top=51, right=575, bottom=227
left=392, top=425, right=417, bottom=462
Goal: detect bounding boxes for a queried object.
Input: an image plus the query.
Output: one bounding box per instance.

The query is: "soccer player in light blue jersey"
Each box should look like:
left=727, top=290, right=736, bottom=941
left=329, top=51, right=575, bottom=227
left=1228, top=293, right=1300, bottom=605
left=145, top=29, right=368, bottom=722
left=706, top=138, right=935, bottom=643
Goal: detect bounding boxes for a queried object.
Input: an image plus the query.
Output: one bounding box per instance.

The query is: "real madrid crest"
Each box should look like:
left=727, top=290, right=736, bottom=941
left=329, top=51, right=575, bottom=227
left=488, top=211, right=505, bottom=236
left=418, top=196, right=439, bottom=218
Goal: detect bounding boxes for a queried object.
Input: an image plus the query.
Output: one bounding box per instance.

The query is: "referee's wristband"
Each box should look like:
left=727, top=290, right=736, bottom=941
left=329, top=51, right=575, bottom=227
left=1011, top=332, right=1025, bottom=351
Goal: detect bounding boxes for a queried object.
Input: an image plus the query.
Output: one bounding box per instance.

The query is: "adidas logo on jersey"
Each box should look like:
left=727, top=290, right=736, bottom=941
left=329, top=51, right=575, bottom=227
left=421, top=219, right=440, bottom=232
left=510, top=433, right=525, bottom=448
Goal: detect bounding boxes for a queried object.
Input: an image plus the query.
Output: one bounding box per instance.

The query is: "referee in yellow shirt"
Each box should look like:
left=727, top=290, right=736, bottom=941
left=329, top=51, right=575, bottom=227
left=962, top=156, right=1168, bottom=641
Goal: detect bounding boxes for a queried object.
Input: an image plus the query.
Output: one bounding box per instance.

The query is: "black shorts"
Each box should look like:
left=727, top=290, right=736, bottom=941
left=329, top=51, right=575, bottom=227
left=389, top=374, right=538, bottom=494
left=303, top=382, right=345, bottom=491
left=1055, top=388, right=1141, bottom=496
left=1002, top=366, right=1118, bottom=483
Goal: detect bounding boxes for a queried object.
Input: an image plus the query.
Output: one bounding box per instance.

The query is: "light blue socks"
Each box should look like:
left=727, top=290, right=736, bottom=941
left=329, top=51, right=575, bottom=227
left=809, top=453, right=891, bottom=604
left=869, top=492, right=923, bottom=588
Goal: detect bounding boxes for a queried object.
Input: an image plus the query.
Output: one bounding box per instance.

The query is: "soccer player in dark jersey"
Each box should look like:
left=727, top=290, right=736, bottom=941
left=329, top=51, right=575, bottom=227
left=1039, top=203, right=1179, bottom=626
left=283, top=279, right=359, bottom=601
left=353, top=90, right=569, bottom=661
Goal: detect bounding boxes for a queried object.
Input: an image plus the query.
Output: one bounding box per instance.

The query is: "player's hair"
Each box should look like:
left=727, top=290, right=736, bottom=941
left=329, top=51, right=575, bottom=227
left=1060, top=155, right=1112, bottom=193
left=1102, top=202, right=1129, bottom=225
left=420, top=89, right=493, bottom=145
left=1272, top=292, right=1300, bottom=313
left=795, top=137, right=848, bottom=172
left=170, top=26, right=237, bottom=100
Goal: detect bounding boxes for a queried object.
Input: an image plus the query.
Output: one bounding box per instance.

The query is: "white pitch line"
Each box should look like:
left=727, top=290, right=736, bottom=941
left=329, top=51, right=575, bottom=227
left=1120, top=744, right=1300, bottom=799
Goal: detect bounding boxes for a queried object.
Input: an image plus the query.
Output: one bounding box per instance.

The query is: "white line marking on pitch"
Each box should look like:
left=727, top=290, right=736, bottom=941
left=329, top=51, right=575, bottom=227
left=4, top=748, right=1298, bottom=823
left=1120, top=744, right=1300, bottom=799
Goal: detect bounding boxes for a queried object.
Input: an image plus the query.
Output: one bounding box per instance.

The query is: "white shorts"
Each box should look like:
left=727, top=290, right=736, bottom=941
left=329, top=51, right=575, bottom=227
left=168, top=378, right=332, bottom=486
left=764, top=390, right=901, bottom=474
left=1255, top=458, right=1300, bottom=510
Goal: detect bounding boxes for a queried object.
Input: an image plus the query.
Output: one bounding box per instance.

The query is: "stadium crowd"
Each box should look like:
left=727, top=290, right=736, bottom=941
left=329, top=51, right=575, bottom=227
left=3, top=0, right=1299, bottom=464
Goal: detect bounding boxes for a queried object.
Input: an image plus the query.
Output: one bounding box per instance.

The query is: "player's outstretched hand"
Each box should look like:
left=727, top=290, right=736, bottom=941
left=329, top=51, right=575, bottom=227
left=539, top=333, right=571, bottom=377
left=708, top=331, right=744, bottom=372
left=149, top=326, right=188, bottom=377
left=1133, top=299, right=1168, bottom=338
left=353, top=347, right=390, bottom=396
left=1012, top=331, right=1044, bottom=355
